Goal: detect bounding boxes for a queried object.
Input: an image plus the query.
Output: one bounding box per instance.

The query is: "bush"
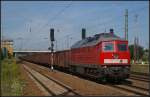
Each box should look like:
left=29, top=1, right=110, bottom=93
left=1, top=58, right=23, bottom=96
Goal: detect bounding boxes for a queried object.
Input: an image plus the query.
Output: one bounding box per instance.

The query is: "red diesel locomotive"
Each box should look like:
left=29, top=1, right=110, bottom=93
left=70, top=30, right=130, bottom=79
left=21, top=29, right=130, bottom=80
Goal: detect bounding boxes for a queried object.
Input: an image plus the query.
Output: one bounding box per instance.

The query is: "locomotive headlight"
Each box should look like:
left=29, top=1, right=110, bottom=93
left=113, top=53, right=119, bottom=59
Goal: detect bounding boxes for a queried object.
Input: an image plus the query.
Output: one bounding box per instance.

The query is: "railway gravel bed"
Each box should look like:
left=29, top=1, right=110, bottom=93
left=131, top=71, right=149, bottom=77
left=130, top=74, right=149, bottom=82
left=130, top=77, right=149, bottom=83
left=25, top=70, right=51, bottom=96
left=109, top=84, right=149, bottom=96
left=131, top=73, right=149, bottom=79
left=23, top=64, right=78, bottom=96
left=127, top=79, right=149, bottom=91
left=19, top=63, right=45, bottom=96
left=22, top=61, right=150, bottom=96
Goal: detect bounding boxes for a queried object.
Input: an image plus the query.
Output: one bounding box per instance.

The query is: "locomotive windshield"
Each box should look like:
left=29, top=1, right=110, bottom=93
left=103, top=42, right=114, bottom=51
left=117, top=44, right=127, bottom=51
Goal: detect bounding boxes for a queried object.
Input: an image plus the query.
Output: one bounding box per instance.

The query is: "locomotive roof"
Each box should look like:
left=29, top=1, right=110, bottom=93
left=71, top=32, right=125, bottom=49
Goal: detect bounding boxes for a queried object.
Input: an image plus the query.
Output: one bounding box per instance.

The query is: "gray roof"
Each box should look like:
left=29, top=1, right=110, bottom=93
left=71, top=32, right=125, bottom=49
left=1, top=39, right=13, bottom=42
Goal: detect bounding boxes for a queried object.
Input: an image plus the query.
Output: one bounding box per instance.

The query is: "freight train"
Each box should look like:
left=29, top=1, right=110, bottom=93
left=21, top=29, right=130, bottom=81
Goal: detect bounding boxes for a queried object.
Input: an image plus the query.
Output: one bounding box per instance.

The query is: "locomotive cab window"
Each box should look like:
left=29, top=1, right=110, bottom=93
left=118, top=44, right=127, bottom=51
left=103, top=42, right=114, bottom=52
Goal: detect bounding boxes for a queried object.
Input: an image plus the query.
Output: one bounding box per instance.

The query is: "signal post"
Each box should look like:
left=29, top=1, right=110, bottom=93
left=50, top=28, right=55, bottom=70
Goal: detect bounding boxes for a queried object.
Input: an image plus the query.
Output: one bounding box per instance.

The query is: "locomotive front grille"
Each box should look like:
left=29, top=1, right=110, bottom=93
left=102, top=66, right=130, bottom=79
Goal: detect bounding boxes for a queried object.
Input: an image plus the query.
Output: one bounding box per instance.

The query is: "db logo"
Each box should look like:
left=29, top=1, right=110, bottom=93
left=113, top=54, right=118, bottom=59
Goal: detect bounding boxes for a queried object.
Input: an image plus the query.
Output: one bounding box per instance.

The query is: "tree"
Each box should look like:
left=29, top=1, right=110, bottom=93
left=128, top=45, right=134, bottom=60
left=128, top=44, right=144, bottom=60
left=0, top=49, right=4, bottom=60
left=142, top=49, right=149, bottom=62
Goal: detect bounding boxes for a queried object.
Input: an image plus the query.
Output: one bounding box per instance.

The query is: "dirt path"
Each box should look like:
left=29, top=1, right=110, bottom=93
left=19, top=63, right=45, bottom=96
left=23, top=64, right=76, bottom=96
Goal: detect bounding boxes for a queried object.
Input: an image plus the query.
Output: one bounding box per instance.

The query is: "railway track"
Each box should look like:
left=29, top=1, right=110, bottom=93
left=125, top=83, right=149, bottom=91
left=106, top=73, right=149, bottom=96
left=23, top=64, right=80, bottom=96
left=130, top=74, right=149, bottom=82
left=108, top=81, right=149, bottom=96
left=22, top=61, right=149, bottom=96
left=130, top=76, right=149, bottom=82
left=109, top=85, right=149, bottom=96
left=131, top=71, right=149, bottom=77
left=105, top=73, right=149, bottom=96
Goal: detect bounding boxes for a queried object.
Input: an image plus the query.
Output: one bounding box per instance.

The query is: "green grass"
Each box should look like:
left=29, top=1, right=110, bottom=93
left=1, top=58, right=23, bottom=96
left=130, top=64, right=149, bottom=74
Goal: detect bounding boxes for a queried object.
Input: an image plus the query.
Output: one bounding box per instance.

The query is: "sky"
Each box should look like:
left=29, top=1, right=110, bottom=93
left=1, top=1, right=149, bottom=51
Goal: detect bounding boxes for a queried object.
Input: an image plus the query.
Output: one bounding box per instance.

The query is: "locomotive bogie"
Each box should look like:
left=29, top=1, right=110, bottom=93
left=67, top=64, right=130, bottom=80
left=100, top=66, right=130, bottom=80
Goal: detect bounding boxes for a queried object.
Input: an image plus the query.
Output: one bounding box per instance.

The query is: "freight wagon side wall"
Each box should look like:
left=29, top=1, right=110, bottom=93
left=21, top=52, right=51, bottom=67
left=36, top=53, right=51, bottom=65
left=21, top=51, right=70, bottom=68
left=54, top=50, right=70, bottom=68
left=70, top=43, right=101, bottom=66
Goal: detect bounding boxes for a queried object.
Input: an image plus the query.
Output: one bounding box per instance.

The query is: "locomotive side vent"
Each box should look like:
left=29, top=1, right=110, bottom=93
left=82, top=28, right=86, bottom=39
left=110, top=28, right=114, bottom=34
left=50, top=28, right=55, bottom=41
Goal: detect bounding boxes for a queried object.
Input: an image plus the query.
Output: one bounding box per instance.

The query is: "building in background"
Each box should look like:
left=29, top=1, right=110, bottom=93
left=1, top=39, right=14, bottom=57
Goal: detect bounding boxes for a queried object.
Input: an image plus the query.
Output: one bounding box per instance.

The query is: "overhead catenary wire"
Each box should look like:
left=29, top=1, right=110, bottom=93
left=12, top=2, right=73, bottom=51
left=36, top=1, right=73, bottom=34
left=61, top=6, right=147, bottom=39
left=57, top=6, right=148, bottom=40
left=20, top=6, right=148, bottom=51
left=54, top=6, right=148, bottom=50
left=26, top=6, right=148, bottom=43
left=86, top=6, right=148, bottom=31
